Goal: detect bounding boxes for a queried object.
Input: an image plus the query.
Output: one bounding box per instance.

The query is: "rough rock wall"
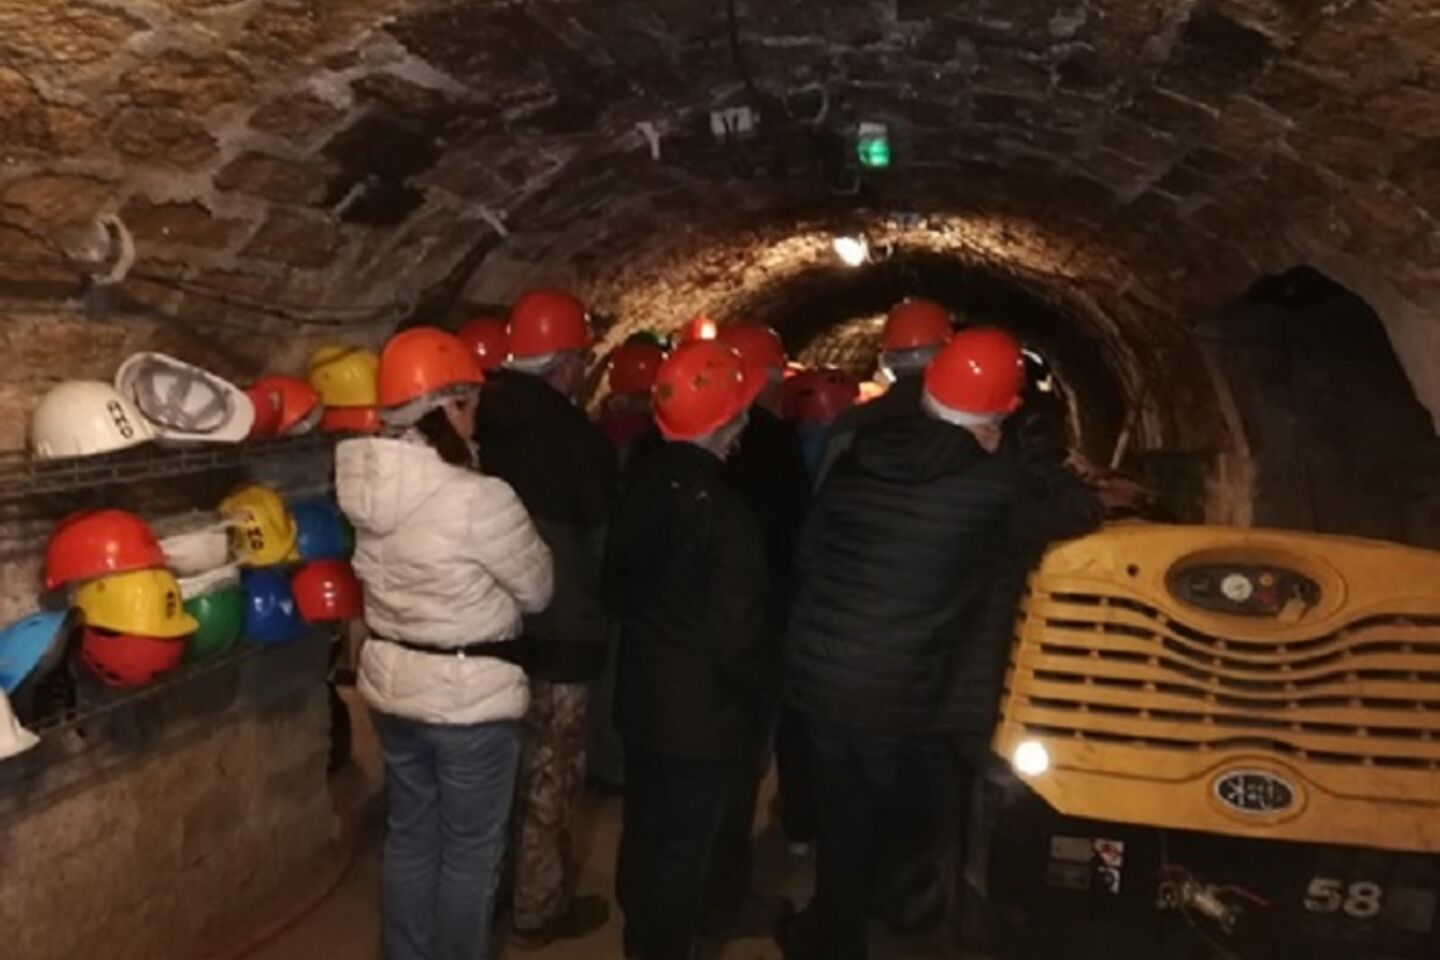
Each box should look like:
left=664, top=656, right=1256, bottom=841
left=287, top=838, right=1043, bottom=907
left=0, top=636, right=336, bottom=960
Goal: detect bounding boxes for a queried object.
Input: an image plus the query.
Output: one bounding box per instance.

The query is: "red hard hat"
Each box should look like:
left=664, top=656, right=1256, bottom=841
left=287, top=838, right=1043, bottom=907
left=608, top=342, right=665, bottom=396
left=292, top=560, right=364, bottom=623
left=79, top=628, right=184, bottom=689
left=378, top=327, right=484, bottom=410
left=883, top=299, right=953, bottom=352
left=456, top=317, right=510, bottom=371
left=45, top=509, right=166, bottom=592
left=653, top=340, right=764, bottom=441
left=783, top=369, right=860, bottom=424
left=717, top=323, right=785, bottom=375
left=681, top=316, right=719, bottom=343
left=246, top=384, right=283, bottom=438
left=508, top=289, right=591, bottom=359
left=320, top=406, right=381, bottom=435
left=250, top=375, right=321, bottom=435
left=924, top=328, right=1026, bottom=417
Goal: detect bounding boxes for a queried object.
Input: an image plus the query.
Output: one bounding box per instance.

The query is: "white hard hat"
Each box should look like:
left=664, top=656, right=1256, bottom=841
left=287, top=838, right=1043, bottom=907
left=178, top=562, right=241, bottom=601
left=0, top=689, right=39, bottom=763
left=30, top=381, right=157, bottom=460
left=158, top=511, right=233, bottom=577
left=115, top=352, right=255, bottom=445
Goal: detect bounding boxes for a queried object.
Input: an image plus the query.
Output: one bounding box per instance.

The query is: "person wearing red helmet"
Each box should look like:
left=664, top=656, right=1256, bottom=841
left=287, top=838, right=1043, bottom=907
left=715, top=322, right=814, bottom=905
left=816, top=298, right=955, bottom=485
left=779, top=328, right=1101, bottom=960
left=782, top=368, right=860, bottom=481
left=476, top=288, right=618, bottom=946
left=337, top=326, right=554, bottom=960
left=607, top=339, right=781, bottom=960
left=456, top=316, right=510, bottom=372
left=596, top=335, right=666, bottom=470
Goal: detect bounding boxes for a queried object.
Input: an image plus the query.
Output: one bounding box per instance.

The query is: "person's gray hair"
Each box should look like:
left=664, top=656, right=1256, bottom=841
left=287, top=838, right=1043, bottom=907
left=879, top=345, right=941, bottom=377
left=686, top=409, right=750, bottom=457
left=921, top=390, right=1006, bottom=428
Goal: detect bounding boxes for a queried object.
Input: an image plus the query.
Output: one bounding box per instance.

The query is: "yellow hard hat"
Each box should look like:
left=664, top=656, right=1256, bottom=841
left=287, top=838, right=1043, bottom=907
left=75, top=569, right=200, bottom=638
left=219, top=485, right=298, bottom=568
left=308, top=345, right=379, bottom=408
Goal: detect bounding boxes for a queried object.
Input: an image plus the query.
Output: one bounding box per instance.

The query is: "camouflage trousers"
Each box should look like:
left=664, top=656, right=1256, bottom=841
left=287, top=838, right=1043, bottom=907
left=512, top=680, right=588, bottom=931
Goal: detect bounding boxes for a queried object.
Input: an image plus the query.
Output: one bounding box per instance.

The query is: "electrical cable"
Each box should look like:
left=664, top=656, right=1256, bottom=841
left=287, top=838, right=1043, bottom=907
left=725, top=0, right=770, bottom=111
left=0, top=215, right=406, bottom=321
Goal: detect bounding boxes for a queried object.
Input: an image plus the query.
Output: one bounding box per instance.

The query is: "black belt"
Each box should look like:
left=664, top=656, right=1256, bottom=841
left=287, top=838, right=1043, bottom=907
left=372, top=634, right=531, bottom=668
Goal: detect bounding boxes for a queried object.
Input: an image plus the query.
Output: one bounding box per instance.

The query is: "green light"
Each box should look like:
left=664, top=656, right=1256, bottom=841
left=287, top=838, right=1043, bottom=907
left=857, top=134, right=891, bottom=169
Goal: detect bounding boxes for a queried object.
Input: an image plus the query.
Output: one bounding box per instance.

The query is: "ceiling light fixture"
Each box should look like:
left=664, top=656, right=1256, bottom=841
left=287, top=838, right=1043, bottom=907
left=833, top=235, right=869, bottom=267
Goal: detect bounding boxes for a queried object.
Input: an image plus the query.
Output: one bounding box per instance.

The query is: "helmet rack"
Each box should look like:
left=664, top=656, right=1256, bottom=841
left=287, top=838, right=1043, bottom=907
left=0, top=434, right=334, bottom=503
left=0, top=434, right=342, bottom=786
left=0, top=435, right=336, bottom=564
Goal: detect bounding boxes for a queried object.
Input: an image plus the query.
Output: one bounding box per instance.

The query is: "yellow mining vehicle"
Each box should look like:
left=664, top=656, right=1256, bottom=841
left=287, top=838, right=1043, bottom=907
left=969, top=524, right=1440, bottom=959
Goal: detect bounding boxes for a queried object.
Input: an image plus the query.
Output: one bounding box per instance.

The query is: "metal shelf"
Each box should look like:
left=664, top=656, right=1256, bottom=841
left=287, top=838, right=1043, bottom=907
left=0, top=434, right=337, bottom=502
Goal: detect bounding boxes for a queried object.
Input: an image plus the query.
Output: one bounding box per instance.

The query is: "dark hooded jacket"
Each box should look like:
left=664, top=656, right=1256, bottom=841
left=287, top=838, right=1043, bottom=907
left=786, top=413, right=1101, bottom=735
left=475, top=370, right=617, bottom=683
left=815, top=374, right=924, bottom=487
left=726, top=406, right=812, bottom=633
left=605, top=441, right=772, bottom=758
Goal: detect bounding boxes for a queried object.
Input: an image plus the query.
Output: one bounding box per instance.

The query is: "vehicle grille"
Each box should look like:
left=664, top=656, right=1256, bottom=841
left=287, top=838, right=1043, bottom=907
left=1009, top=591, right=1440, bottom=770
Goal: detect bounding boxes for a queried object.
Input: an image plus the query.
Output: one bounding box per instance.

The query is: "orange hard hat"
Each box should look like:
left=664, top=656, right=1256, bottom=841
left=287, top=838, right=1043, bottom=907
left=45, top=509, right=166, bottom=592
left=924, top=328, right=1026, bottom=419
left=883, top=299, right=953, bottom=352
left=717, top=323, right=785, bottom=376
left=508, top=289, right=591, bottom=359
left=249, top=375, right=321, bottom=435
left=377, top=327, right=484, bottom=410
left=782, top=369, right=860, bottom=424
left=653, top=340, right=764, bottom=441
left=455, top=317, right=510, bottom=371
left=320, top=406, right=381, bottom=435
left=608, top=342, right=665, bottom=396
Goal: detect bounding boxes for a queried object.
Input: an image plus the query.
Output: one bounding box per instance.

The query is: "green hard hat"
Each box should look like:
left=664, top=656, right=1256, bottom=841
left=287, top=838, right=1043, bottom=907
left=184, top=585, right=244, bottom=662
left=624, top=330, right=669, bottom=350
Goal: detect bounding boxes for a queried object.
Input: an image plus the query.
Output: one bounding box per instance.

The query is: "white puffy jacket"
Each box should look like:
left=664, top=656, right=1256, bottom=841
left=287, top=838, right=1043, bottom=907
left=336, top=436, right=553, bottom=725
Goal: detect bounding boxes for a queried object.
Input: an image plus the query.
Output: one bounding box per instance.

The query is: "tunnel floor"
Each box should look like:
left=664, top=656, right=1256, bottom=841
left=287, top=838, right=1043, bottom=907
left=247, top=693, right=972, bottom=960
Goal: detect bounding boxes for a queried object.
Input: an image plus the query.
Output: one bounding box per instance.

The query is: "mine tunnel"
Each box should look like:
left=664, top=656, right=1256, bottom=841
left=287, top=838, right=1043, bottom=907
left=2, top=2, right=1440, bottom=960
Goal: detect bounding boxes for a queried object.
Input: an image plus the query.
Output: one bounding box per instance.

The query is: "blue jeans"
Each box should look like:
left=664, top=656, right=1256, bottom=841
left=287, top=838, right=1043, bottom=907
left=375, top=713, right=522, bottom=960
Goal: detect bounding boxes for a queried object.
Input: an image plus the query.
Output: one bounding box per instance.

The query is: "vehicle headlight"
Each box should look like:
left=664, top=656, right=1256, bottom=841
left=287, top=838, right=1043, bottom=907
left=1013, top=739, right=1051, bottom=777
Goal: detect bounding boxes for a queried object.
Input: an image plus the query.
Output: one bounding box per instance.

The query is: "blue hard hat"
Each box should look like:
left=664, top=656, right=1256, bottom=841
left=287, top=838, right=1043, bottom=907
left=0, top=611, right=72, bottom=694
left=241, top=568, right=306, bottom=646
left=289, top=497, right=351, bottom=562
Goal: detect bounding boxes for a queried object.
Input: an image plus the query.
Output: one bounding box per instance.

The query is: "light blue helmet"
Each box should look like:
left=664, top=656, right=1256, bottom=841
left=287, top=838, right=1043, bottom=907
left=0, top=611, right=73, bottom=695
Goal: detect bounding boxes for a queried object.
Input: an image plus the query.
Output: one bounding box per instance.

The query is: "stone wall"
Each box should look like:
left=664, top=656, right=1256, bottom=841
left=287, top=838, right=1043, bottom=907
left=1205, top=274, right=1440, bottom=549
left=1, top=0, right=1437, bottom=431
left=0, top=635, right=338, bottom=960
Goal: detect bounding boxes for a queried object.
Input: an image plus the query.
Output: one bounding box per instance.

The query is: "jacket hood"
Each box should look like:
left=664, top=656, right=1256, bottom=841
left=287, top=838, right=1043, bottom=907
left=477, top=370, right=574, bottom=430
left=850, top=414, right=985, bottom=484
left=336, top=437, right=465, bottom=536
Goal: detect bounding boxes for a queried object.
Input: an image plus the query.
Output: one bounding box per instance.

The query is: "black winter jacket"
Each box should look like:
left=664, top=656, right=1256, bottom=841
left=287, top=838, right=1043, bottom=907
left=726, top=407, right=812, bottom=633
left=815, top=374, right=924, bottom=487
left=786, top=414, right=1101, bottom=736
left=475, top=370, right=617, bottom=683
left=606, top=442, right=773, bottom=758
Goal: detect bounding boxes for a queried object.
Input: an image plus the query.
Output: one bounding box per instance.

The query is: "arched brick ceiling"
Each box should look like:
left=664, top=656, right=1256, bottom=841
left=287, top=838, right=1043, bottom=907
left=1, top=0, right=1437, bottom=426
